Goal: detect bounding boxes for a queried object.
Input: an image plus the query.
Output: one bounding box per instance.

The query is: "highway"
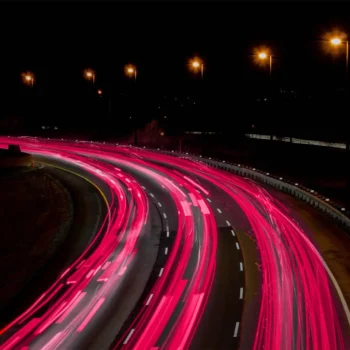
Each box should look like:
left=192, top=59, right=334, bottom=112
left=0, top=136, right=349, bottom=350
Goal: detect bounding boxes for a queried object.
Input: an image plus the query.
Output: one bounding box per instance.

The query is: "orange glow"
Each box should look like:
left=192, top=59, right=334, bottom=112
left=330, top=37, right=342, bottom=46
left=97, top=89, right=102, bottom=95
left=84, top=69, right=95, bottom=81
left=253, top=47, right=271, bottom=66
left=125, top=64, right=136, bottom=78
left=188, top=57, right=203, bottom=75
left=189, top=57, right=202, bottom=69
left=21, top=72, right=34, bottom=86
left=323, top=31, right=347, bottom=55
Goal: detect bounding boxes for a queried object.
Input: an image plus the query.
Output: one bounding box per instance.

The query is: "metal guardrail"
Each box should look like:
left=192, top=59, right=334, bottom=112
left=246, top=133, right=347, bottom=149
left=6, top=136, right=350, bottom=231
left=158, top=149, right=350, bottom=230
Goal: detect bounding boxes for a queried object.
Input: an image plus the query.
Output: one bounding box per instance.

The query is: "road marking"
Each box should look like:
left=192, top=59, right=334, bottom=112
left=207, top=197, right=212, bottom=203
left=240, top=262, right=244, bottom=271
left=158, top=202, right=162, bottom=207
left=141, top=186, right=146, bottom=189
left=39, top=162, right=109, bottom=209
left=165, top=247, right=168, bottom=255
left=163, top=213, right=167, bottom=219
left=150, top=193, right=154, bottom=198
left=231, top=230, right=236, bottom=237
left=123, top=329, right=135, bottom=344
left=159, top=268, right=164, bottom=277
left=146, top=294, right=153, bottom=306
left=240, top=287, right=244, bottom=299
left=236, top=242, right=240, bottom=250
left=226, top=220, right=231, bottom=226
left=233, top=322, right=240, bottom=337
left=166, top=225, right=170, bottom=237
left=217, top=208, right=222, bottom=214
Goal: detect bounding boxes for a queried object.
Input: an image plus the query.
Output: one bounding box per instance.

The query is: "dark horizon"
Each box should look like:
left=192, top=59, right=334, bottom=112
left=1, top=1, right=350, bottom=137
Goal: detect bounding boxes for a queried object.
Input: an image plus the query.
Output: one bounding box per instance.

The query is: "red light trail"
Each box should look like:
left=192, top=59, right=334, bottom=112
left=0, top=137, right=348, bottom=350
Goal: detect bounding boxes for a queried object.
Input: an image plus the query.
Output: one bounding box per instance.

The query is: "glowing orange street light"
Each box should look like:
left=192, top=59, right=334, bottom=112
left=330, top=36, right=349, bottom=74
left=257, top=51, right=272, bottom=77
left=84, top=69, right=96, bottom=86
left=331, top=37, right=342, bottom=46
left=190, top=58, right=204, bottom=79
left=22, top=72, right=34, bottom=87
left=125, top=65, right=137, bottom=81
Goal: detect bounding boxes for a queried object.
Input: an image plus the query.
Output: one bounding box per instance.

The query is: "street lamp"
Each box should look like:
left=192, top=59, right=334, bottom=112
left=257, top=51, right=272, bottom=77
left=190, top=58, right=204, bottom=79
left=97, top=89, right=103, bottom=96
left=22, top=72, right=34, bottom=87
left=125, top=65, right=137, bottom=81
left=84, top=69, right=96, bottom=86
left=330, top=36, right=349, bottom=74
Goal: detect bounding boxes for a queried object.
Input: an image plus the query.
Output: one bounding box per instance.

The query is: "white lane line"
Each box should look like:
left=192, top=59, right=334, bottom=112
left=150, top=193, right=155, bottom=198
left=233, top=322, right=240, bottom=337
left=146, top=294, right=153, bottom=306
left=124, top=329, right=135, bottom=344
left=163, top=213, right=167, bottom=219
left=207, top=197, right=212, bottom=203
left=240, top=262, right=244, bottom=271
left=165, top=247, right=168, bottom=255
left=217, top=208, right=222, bottom=214
left=236, top=242, right=240, bottom=250
left=240, top=287, right=244, bottom=300
left=141, top=186, right=146, bottom=189
left=231, top=229, right=236, bottom=237
left=158, top=202, right=162, bottom=207
left=226, top=220, right=231, bottom=226
left=159, top=268, right=164, bottom=277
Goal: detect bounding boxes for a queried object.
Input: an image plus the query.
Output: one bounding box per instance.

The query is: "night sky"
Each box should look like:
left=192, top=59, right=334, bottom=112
left=1, top=2, right=350, bottom=137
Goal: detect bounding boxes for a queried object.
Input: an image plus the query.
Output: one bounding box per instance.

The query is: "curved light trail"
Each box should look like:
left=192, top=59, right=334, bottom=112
left=0, top=136, right=348, bottom=350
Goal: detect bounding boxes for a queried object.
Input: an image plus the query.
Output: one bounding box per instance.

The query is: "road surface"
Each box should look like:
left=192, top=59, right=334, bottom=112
left=0, top=136, right=349, bottom=350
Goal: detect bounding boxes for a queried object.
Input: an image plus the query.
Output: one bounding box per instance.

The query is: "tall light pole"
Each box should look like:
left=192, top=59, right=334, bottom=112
left=84, top=69, right=96, bottom=86
left=125, top=65, right=137, bottom=81
left=258, top=51, right=272, bottom=78
left=22, top=72, right=34, bottom=87
left=190, top=58, right=204, bottom=79
left=330, top=37, right=349, bottom=76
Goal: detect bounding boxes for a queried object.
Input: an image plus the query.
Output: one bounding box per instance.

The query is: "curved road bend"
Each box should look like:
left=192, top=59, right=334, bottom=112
left=0, top=137, right=349, bottom=350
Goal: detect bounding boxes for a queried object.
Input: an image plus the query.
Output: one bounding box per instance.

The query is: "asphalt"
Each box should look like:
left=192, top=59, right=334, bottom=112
left=1, top=139, right=349, bottom=350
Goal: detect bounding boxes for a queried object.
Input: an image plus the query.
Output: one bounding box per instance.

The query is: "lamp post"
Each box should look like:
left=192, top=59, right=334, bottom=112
left=125, top=65, right=137, bottom=81
left=258, top=51, right=272, bottom=78
left=84, top=69, right=96, bottom=86
left=330, top=37, right=349, bottom=75
left=22, top=72, right=34, bottom=87
left=190, top=58, right=204, bottom=79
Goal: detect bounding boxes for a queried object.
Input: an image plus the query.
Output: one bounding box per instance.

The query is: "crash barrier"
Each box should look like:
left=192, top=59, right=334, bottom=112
left=246, top=133, right=347, bottom=150
left=8, top=137, right=350, bottom=231
left=158, top=149, right=350, bottom=230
